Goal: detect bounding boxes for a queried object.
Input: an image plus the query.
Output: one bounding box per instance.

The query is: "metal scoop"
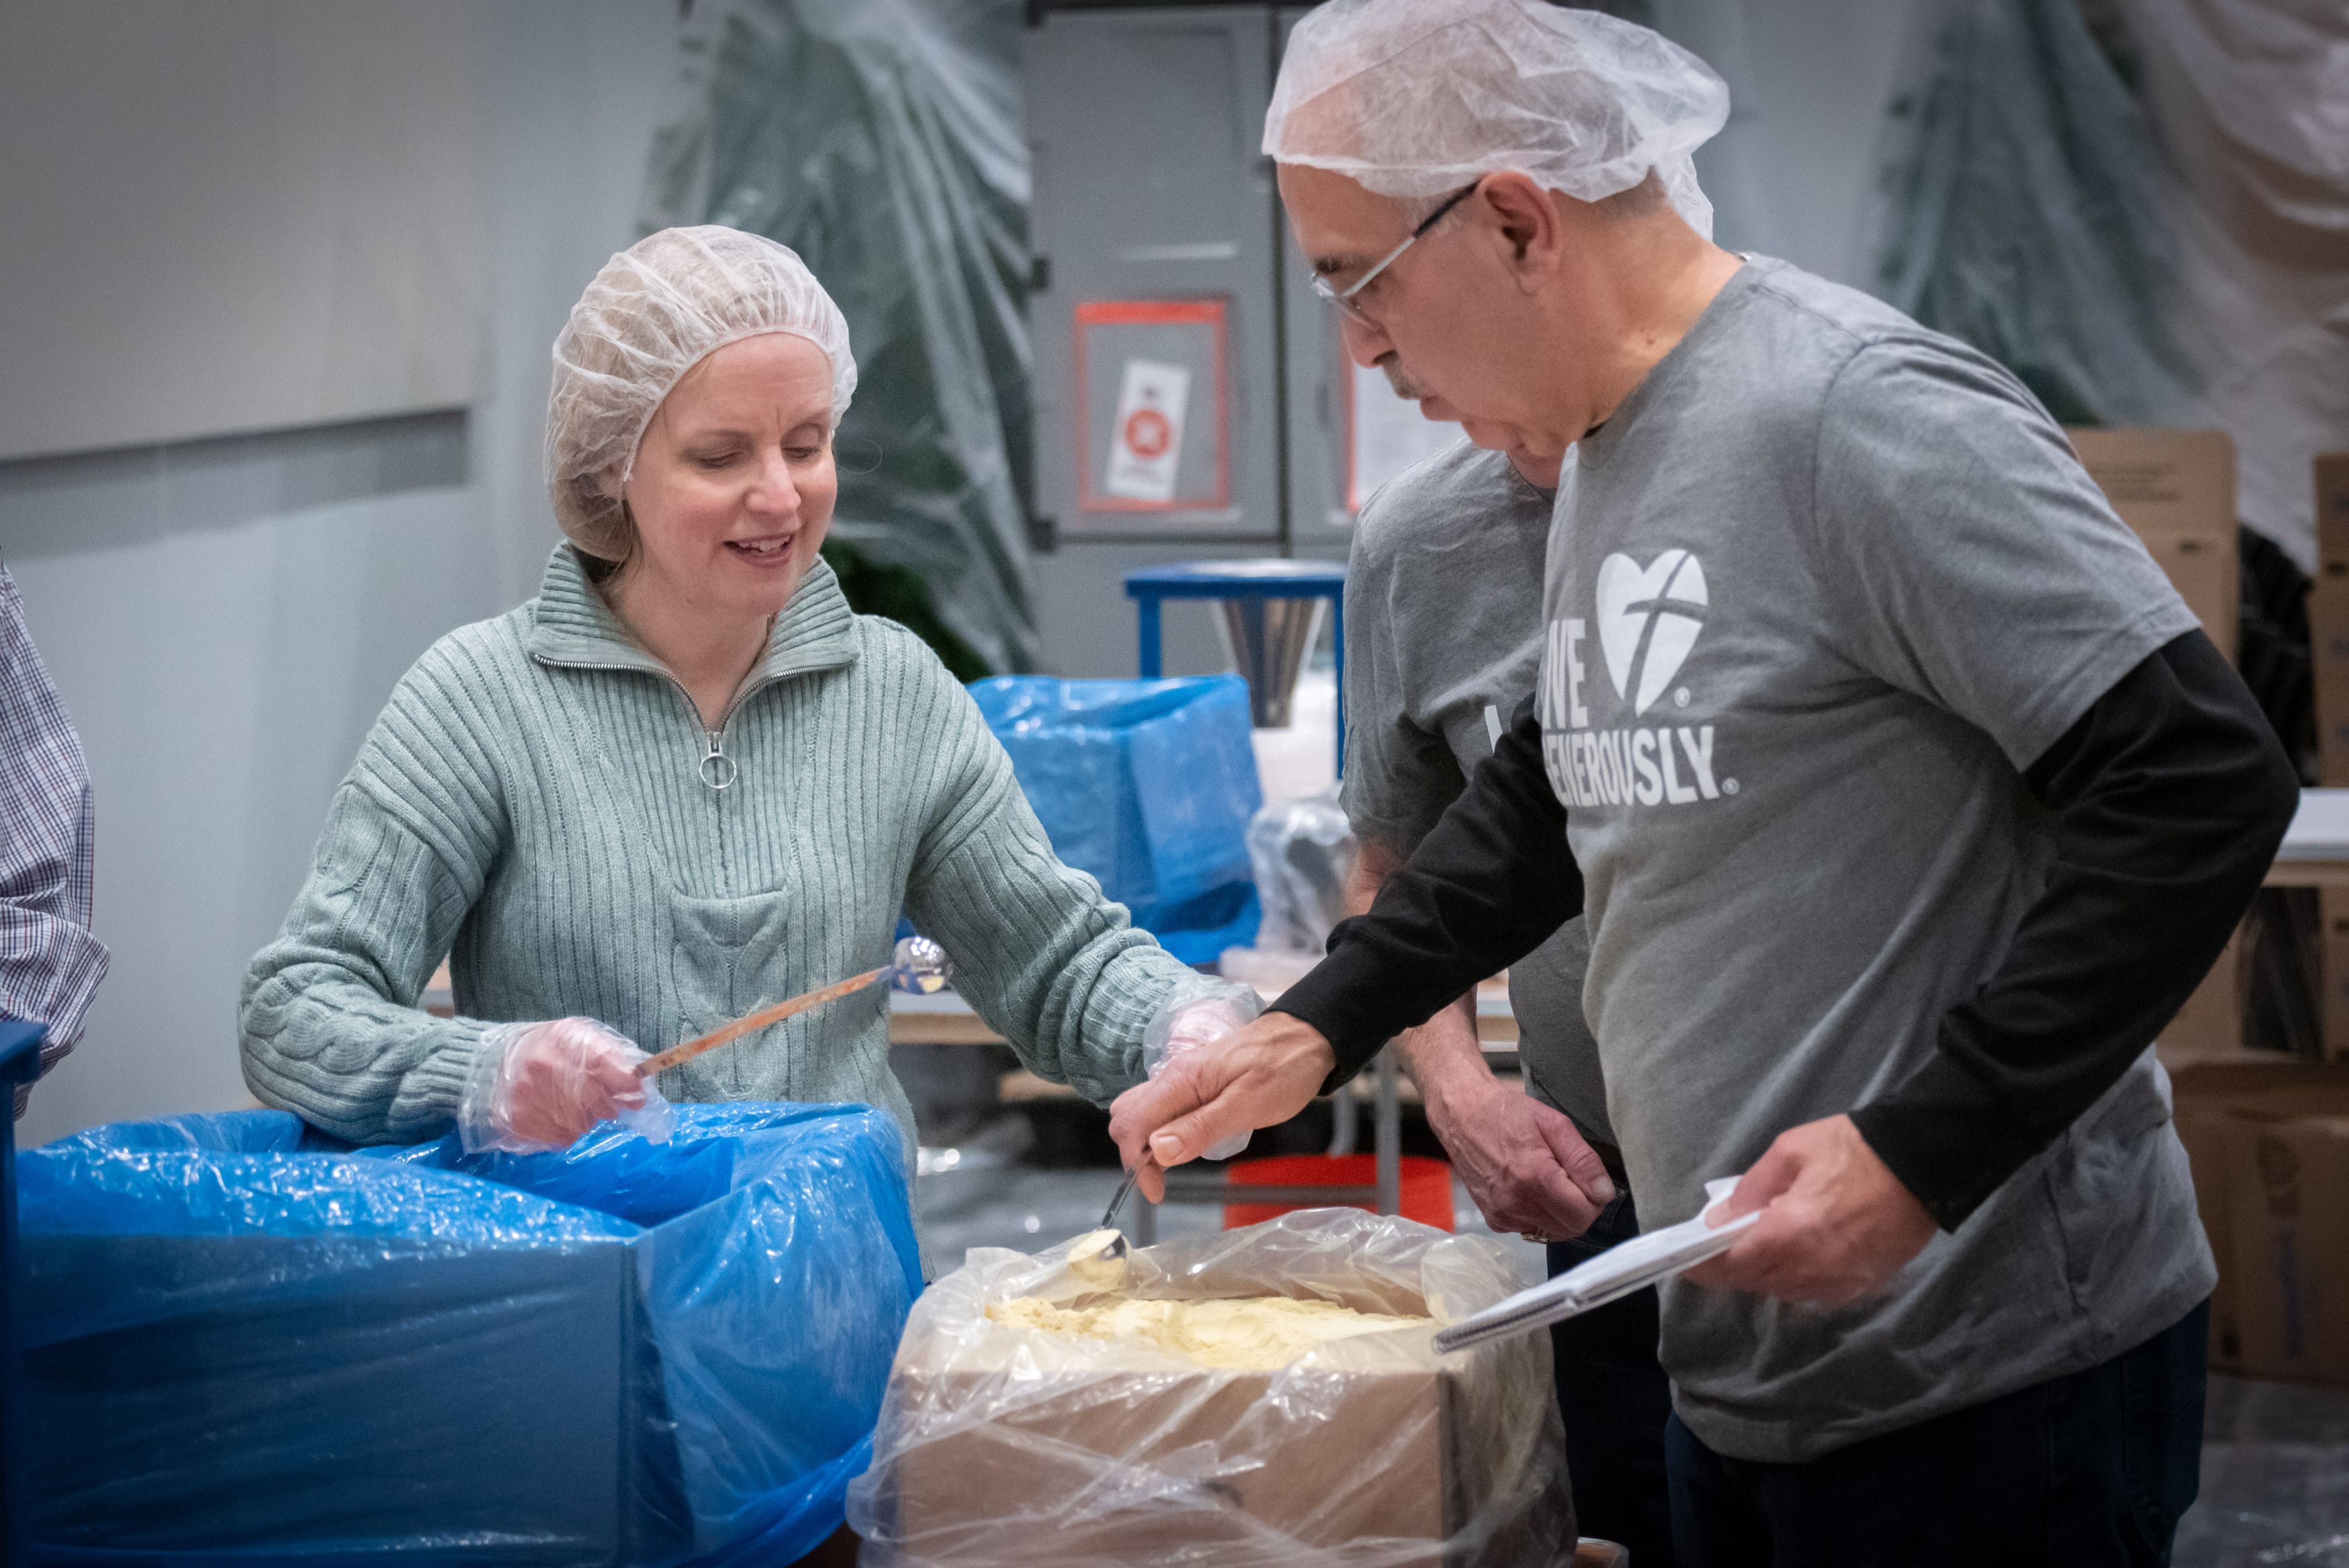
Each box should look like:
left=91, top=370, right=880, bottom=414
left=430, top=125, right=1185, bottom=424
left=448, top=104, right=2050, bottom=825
left=1065, top=1158, right=1153, bottom=1286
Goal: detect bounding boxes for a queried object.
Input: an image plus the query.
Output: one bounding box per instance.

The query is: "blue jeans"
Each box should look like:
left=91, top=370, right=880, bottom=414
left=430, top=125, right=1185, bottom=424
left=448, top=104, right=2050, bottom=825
left=1548, top=1193, right=1676, bottom=1566
left=1665, top=1300, right=2209, bottom=1568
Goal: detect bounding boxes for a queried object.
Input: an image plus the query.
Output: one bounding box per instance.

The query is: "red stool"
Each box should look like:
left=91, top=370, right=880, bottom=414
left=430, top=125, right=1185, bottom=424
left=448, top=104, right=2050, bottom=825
left=1222, top=1153, right=1454, bottom=1231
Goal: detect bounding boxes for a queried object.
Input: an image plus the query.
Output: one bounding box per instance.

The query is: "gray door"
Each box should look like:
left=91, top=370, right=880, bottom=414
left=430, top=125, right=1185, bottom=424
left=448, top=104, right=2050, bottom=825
left=1025, top=5, right=1287, bottom=678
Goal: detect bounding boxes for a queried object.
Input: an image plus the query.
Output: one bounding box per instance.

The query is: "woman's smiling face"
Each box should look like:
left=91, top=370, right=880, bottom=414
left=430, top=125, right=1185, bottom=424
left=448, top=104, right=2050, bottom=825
left=616, top=331, right=839, bottom=622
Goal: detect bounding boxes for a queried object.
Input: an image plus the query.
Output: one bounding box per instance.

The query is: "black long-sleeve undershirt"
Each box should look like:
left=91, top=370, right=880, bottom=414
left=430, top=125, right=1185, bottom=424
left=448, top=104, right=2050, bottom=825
left=1272, top=630, right=2298, bottom=1229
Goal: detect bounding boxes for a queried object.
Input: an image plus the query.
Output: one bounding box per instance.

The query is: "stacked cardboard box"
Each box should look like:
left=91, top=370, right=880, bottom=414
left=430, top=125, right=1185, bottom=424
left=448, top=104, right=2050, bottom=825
left=2068, top=428, right=2245, bottom=1057
left=2175, top=1059, right=2349, bottom=1384
left=2307, top=455, right=2349, bottom=1061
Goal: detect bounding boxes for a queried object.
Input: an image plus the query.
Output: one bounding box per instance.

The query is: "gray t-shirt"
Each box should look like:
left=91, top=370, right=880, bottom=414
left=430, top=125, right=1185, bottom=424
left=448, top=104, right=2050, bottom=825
left=1537, top=256, right=2215, bottom=1462
left=1342, top=441, right=1611, bottom=1146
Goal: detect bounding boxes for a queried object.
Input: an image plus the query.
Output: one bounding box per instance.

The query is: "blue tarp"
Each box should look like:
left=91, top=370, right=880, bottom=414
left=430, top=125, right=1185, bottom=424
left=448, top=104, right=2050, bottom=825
left=22, top=1102, right=922, bottom=1566
left=970, top=674, right=1263, bottom=963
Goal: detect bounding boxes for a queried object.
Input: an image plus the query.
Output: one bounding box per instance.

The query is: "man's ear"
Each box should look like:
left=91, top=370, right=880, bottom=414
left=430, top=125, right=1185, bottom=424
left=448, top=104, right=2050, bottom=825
left=1477, top=172, right=1565, bottom=284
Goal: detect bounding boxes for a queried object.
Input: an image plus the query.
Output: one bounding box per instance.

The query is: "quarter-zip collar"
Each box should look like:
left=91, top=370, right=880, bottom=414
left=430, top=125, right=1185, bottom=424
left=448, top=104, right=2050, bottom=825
left=526, top=543, right=860, bottom=692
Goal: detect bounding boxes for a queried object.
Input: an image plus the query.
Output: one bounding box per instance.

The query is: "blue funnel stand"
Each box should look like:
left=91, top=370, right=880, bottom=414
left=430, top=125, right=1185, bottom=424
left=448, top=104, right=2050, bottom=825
left=1124, top=561, right=1348, bottom=777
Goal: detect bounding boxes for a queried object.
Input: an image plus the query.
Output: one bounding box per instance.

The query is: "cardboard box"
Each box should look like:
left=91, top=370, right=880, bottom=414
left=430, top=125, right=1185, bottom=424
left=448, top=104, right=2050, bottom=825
left=2321, top=887, right=2349, bottom=1063
left=2173, top=1059, right=2349, bottom=1384
left=2309, top=457, right=2349, bottom=1059
left=867, top=1269, right=1570, bottom=1567
left=2070, top=429, right=2247, bottom=1051
left=2068, top=427, right=2239, bottom=662
left=2313, top=452, right=2349, bottom=578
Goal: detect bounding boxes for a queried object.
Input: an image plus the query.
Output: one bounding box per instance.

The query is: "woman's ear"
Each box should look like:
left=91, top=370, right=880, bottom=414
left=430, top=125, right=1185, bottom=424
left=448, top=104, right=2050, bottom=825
left=595, top=465, right=626, bottom=502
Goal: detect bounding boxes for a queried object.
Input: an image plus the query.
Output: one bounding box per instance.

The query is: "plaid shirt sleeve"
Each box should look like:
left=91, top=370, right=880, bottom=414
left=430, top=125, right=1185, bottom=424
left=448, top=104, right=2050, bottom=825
left=0, top=564, right=109, bottom=1117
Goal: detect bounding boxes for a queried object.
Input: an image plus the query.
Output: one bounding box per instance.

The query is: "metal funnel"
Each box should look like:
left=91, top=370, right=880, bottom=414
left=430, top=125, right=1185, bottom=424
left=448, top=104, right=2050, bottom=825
left=1216, top=596, right=1326, bottom=729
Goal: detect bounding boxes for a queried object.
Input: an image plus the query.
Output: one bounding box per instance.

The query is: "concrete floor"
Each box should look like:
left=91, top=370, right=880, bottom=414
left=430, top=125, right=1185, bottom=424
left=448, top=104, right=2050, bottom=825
left=917, top=1161, right=2349, bottom=1565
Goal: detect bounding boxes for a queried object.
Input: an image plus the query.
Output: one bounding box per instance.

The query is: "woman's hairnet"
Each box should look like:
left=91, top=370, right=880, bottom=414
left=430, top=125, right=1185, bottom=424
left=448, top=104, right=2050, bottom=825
left=546, top=225, right=858, bottom=559
left=1264, top=0, right=1730, bottom=239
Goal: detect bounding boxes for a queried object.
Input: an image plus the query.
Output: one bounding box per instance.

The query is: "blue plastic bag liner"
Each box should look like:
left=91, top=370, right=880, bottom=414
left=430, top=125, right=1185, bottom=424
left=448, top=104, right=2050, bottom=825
left=970, top=675, right=1263, bottom=949
left=23, top=1102, right=922, bottom=1566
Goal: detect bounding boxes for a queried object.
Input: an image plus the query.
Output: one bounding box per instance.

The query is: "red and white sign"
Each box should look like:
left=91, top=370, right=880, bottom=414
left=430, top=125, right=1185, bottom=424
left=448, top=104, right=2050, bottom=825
left=1103, top=358, right=1191, bottom=504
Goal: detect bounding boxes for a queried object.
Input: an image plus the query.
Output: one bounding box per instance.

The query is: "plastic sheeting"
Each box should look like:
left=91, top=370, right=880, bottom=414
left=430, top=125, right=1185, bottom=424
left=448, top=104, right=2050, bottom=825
left=971, top=674, right=1264, bottom=963
left=22, top=1102, right=922, bottom=1565
left=848, top=1208, right=1574, bottom=1567
left=1246, top=788, right=1359, bottom=955
left=1875, top=0, right=2208, bottom=426
left=2113, top=0, right=2349, bottom=576
left=1877, top=0, right=2349, bottom=567
left=642, top=0, right=1039, bottom=674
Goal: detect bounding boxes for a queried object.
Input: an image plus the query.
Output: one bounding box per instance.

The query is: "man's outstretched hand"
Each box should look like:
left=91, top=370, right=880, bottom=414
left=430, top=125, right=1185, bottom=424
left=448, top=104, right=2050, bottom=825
left=1683, top=1113, right=1938, bottom=1306
left=1108, top=1011, right=1337, bottom=1200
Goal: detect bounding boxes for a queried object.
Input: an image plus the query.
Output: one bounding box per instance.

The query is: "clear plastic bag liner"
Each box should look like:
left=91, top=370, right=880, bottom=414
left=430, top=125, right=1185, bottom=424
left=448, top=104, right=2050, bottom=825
left=1246, top=787, right=1360, bottom=954
left=641, top=0, right=1041, bottom=676
left=23, top=1102, right=923, bottom=1565
left=848, top=1208, right=1574, bottom=1566
left=970, top=675, right=1265, bottom=955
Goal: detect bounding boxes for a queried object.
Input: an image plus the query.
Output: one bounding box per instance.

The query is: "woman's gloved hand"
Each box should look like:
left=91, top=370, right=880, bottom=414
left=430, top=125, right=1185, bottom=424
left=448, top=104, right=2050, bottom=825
left=458, top=1017, right=675, bottom=1155
left=1142, top=978, right=1266, bottom=1161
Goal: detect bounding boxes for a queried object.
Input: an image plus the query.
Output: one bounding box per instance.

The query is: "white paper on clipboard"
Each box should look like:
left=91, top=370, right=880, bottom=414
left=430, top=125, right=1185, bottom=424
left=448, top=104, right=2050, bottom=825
left=1103, top=358, right=1191, bottom=503
left=1433, top=1178, right=1759, bottom=1353
left=1350, top=361, right=1464, bottom=511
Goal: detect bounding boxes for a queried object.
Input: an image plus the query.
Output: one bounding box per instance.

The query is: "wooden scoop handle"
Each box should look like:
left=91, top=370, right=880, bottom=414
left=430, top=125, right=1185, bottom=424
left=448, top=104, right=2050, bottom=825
left=635, top=966, right=887, bottom=1078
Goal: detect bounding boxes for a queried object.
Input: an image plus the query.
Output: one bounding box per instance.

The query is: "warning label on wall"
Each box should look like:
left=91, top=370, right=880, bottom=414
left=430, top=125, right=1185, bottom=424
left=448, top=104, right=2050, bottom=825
left=1103, top=358, right=1191, bottom=503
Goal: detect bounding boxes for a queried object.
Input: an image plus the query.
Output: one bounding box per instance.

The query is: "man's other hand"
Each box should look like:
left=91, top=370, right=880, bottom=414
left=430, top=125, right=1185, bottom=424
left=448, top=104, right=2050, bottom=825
left=1431, top=1075, right=1614, bottom=1241
left=1683, top=1113, right=1937, bottom=1305
left=1108, top=1011, right=1335, bottom=1200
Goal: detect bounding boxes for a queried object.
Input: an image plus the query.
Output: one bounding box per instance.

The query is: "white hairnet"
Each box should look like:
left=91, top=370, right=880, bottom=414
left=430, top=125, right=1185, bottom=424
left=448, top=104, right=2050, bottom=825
left=1264, top=0, right=1730, bottom=239
left=546, top=225, right=858, bottom=558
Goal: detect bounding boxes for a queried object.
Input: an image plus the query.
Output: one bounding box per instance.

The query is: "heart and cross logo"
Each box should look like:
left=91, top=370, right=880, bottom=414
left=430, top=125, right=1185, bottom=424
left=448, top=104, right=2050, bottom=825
left=1595, top=550, right=1709, bottom=716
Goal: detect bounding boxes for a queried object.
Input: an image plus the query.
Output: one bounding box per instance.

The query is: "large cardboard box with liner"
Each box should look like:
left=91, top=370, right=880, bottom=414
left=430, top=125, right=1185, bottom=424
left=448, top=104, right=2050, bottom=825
left=2174, top=1059, right=2349, bottom=1384
left=885, top=1361, right=1523, bottom=1563
left=851, top=1210, right=1574, bottom=1567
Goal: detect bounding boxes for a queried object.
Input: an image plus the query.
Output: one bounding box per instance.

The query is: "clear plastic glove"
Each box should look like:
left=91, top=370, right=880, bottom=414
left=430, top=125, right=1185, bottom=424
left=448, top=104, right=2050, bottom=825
left=458, top=1017, right=675, bottom=1155
left=1142, top=978, right=1266, bottom=1161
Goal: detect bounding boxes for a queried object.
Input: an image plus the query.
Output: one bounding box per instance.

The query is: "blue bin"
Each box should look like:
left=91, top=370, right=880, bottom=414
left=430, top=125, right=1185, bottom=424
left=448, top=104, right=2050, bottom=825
left=970, top=674, right=1263, bottom=962
left=3, top=1021, right=48, bottom=1568
left=21, top=1102, right=921, bottom=1566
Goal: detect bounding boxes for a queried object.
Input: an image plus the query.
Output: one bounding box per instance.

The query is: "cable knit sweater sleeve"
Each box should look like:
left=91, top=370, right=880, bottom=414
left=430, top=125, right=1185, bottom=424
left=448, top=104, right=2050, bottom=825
left=897, top=651, right=1194, bottom=1106
left=239, top=633, right=509, bottom=1144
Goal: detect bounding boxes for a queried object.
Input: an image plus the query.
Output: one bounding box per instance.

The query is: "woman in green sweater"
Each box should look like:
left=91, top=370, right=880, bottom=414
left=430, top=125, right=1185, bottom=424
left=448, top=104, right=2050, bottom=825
left=240, top=226, right=1236, bottom=1161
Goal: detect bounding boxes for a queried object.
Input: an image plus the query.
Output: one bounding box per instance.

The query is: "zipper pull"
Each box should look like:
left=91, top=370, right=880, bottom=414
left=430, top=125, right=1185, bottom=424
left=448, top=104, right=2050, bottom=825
left=697, top=729, right=738, bottom=791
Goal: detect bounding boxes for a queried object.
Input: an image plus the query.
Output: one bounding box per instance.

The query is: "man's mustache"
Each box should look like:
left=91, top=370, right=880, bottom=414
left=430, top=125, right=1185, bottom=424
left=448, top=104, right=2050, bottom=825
left=1378, top=354, right=1430, bottom=401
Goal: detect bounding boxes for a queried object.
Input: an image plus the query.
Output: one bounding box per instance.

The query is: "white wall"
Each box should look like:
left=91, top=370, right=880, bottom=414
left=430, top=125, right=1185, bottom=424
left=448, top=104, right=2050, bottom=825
left=1661, top=0, right=1926, bottom=289
left=0, top=1, right=491, bottom=462
left=7, top=0, right=680, bottom=1145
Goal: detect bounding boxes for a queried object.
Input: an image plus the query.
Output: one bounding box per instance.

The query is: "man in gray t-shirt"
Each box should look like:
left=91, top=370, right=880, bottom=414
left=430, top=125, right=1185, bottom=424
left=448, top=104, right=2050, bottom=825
left=1114, top=7, right=2298, bottom=1559
left=1343, top=436, right=1671, bottom=1562
left=1343, top=440, right=1611, bottom=1159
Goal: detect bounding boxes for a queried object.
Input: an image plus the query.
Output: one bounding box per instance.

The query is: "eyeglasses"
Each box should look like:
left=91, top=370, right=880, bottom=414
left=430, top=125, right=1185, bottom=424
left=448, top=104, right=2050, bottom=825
left=1309, top=181, right=1481, bottom=328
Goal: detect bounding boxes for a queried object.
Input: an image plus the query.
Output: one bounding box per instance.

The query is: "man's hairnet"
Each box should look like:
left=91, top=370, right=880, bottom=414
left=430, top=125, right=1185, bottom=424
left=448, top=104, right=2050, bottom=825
left=1264, top=0, right=1730, bottom=239
left=546, top=225, right=858, bottom=559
